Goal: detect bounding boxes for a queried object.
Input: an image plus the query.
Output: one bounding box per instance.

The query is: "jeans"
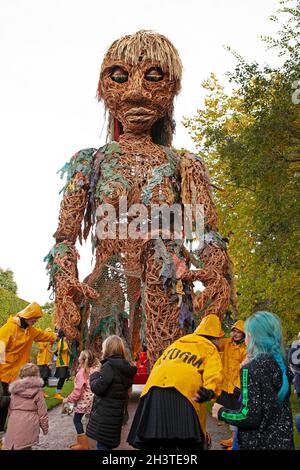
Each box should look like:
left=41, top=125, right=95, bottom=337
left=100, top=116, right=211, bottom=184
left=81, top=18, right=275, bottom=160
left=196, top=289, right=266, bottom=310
left=232, top=428, right=239, bottom=450
left=96, top=442, right=112, bottom=451
left=295, top=414, right=300, bottom=435
left=73, top=412, right=85, bottom=434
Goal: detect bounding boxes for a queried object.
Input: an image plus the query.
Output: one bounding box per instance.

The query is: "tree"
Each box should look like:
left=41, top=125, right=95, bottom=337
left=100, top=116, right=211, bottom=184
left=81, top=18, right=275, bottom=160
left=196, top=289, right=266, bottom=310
left=184, top=1, right=300, bottom=340
left=35, top=302, right=55, bottom=331
left=0, top=288, right=28, bottom=327
left=0, top=268, right=17, bottom=294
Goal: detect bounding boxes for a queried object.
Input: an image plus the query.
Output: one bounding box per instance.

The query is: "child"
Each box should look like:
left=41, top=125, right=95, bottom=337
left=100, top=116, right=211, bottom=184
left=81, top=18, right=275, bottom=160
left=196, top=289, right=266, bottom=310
left=4, top=363, right=48, bottom=450
left=86, top=335, right=137, bottom=450
left=54, top=333, right=70, bottom=399
left=64, top=350, right=99, bottom=450
left=37, top=327, right=53, bottom=398
left=217, top=320, right=247, bottom=449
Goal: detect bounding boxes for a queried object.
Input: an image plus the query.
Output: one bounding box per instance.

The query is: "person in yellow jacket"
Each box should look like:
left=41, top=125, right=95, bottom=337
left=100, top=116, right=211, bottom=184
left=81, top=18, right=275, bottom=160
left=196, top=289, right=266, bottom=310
left=217, top=319, right=246, bottom=449
left=0, top=302, right=57, bottom=444
left=54, top=332, right=70, bottom=400
left=37, top=328, right=54, bottom=398
left=127, top=314, right=224, bottom=450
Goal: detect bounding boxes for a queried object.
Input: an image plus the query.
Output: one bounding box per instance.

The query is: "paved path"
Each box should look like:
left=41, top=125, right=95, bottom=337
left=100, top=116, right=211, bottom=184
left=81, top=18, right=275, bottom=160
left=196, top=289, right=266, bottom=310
left=35, top=385, right=230, bottom=450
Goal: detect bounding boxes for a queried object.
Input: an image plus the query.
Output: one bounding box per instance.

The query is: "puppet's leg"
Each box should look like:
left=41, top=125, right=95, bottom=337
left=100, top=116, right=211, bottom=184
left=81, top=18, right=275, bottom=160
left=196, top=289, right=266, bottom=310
left=126, top=276, right=142, bottom=360
left=142, top=242, right=184, bottom=367
left=83, top=241, right=117, bottom=354
left=121, top=240, right=144, bottom=359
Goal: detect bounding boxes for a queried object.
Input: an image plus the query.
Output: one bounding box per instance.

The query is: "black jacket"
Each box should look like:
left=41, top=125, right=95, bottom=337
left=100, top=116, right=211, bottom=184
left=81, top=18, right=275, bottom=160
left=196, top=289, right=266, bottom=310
left=86, top=355, right=137, bottom=448
left=218, top=354, right=294, bottom=450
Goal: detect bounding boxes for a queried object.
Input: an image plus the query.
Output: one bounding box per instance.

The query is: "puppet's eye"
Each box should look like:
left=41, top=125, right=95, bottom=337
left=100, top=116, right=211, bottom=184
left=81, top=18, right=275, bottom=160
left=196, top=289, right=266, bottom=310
left=145, top=67, right=164, bottom=82
left=111, top=67, right=128, bottom=83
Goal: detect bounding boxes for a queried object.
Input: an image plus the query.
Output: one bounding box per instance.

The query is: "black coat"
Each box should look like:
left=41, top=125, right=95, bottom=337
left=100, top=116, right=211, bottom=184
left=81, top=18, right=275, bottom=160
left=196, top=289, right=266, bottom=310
left=218, top=354, right=294, bottom=450
left=86, top=355, right=137, bottom=448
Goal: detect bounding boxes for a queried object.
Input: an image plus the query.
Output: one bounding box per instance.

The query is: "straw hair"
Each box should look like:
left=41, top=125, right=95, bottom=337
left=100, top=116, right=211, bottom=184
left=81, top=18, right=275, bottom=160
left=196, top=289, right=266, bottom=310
left=19, top=363, right=40, bottom=379
left=102, top=335, right=126, bottom=360
left=98, top=30, right=182, bottom=99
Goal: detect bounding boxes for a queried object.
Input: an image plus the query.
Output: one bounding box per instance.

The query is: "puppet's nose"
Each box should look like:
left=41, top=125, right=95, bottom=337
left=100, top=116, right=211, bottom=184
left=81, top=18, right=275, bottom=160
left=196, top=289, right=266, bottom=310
left=123, top=73, right=151, bottom=102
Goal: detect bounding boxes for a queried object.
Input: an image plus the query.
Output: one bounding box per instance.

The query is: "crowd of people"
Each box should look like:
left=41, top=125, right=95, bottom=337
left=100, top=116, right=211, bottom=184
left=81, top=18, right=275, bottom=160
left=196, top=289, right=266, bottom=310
left=0, top=302, right=299, bottom=451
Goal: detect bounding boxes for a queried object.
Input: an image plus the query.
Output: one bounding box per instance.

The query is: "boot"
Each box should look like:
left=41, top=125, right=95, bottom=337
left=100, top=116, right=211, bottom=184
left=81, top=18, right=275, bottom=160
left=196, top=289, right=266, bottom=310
left=54, top=393, right=64, bottom=400
left=69, top=434, right=89, bottom=450
left=220, top=431, right=234, bottom=448
left=68, top=434, right=85, bottom=449
left=68, top=438, right=78, bottom=449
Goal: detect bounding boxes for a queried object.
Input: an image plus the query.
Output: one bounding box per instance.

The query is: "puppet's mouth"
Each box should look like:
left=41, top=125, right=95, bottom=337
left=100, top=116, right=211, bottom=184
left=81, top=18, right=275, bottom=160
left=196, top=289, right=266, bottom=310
left=125, top=107, right=155, bottom=123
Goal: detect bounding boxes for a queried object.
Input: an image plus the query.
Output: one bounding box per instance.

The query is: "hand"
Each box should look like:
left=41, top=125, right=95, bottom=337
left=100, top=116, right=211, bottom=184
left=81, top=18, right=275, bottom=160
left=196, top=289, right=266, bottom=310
left=241, top=356, right=250, bottom=367
left=233, top=386, right=241, bottom=399
left=192, top=387, right=215, bottom=403
left=212, top=402, right=222, bottom=419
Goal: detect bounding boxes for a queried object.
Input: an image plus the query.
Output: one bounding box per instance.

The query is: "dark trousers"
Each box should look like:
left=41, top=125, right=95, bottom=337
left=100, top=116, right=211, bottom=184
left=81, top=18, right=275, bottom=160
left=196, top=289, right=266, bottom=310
left=38, top=365, right=50, bottom=387
left=0, top=382, right=9, bottom=432
left=96, top=442, right=112, bottom=450
left=73, top=412, right=85, bottom=434
left=57, top=378, right=66, bottom=390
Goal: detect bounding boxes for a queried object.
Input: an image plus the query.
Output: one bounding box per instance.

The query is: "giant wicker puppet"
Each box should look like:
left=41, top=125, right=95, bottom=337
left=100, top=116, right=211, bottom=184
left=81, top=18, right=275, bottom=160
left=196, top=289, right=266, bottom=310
left=45, top=31, right=233, bottom=366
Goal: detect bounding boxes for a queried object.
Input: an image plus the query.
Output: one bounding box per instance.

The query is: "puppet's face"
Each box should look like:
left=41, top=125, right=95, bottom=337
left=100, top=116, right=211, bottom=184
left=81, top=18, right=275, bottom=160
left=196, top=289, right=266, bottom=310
left=100, top=60, right=177, bottom=133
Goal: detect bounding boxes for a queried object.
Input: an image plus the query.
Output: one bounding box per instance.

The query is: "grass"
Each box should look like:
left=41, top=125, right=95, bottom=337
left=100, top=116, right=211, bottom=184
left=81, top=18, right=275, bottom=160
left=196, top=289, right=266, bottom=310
left=44, top=379, right=74, bottom=411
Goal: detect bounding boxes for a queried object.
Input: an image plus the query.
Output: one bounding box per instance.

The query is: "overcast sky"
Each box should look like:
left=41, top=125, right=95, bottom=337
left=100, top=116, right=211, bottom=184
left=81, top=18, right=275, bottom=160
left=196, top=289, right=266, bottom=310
left=0, top=0, right=282, bottom=304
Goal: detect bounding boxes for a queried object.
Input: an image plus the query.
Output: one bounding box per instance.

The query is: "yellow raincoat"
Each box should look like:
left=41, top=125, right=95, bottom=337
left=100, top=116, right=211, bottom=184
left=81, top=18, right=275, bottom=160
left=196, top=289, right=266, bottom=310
left=219, top=320, right=247, bottom=393
left=0, top=303, right=56, bottom=383
left=141, top=315, right=223, bottom=434
left=37, top=342, right=52, bottom=366
left=56, top=338, right=70, bottom=368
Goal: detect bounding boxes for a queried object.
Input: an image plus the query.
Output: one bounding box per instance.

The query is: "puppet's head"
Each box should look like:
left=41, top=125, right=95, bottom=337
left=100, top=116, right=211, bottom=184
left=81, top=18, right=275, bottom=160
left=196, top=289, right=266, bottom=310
left=98, top=30, right=182, bottom=146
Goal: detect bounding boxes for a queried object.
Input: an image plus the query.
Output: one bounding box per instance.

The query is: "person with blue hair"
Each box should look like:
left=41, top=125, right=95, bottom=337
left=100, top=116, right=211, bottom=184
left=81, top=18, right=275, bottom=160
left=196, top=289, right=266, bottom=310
left=212, top=311, right=294, bottom=449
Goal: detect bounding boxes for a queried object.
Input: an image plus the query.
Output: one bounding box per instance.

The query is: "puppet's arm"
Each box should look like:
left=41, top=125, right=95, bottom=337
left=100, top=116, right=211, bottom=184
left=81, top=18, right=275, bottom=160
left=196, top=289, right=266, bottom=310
left=180, top=152, right=232, bottom=318
left=45, top=149, right=99, bottom=340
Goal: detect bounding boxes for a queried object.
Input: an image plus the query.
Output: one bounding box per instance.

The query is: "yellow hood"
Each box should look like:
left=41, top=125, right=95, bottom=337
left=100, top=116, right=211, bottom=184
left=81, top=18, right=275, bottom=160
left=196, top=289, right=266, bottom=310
left=195, top=314, right=224, bottom=338
left=17, top=302, right=43, bottom=319
left=231, top=320, right=245, bottom=334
